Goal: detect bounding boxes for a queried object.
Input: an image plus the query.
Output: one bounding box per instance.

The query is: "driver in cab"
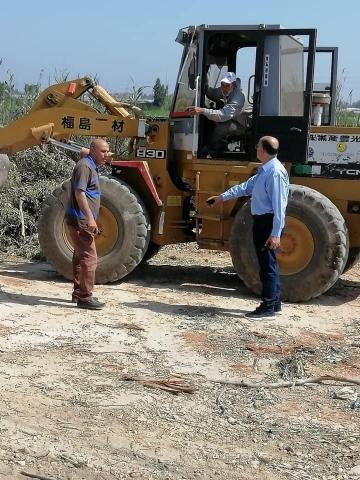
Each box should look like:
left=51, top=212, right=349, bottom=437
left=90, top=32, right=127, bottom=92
left=188, top=72, right=245, bottom=158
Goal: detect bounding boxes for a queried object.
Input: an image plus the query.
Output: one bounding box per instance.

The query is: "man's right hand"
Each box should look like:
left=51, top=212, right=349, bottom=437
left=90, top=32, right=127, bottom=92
left=86, top=218, right=99, bottom=235
left=187, top=106, right=205, bottom=116
left=80, top=147, right=90, bottom=159
left=206, top=195, right=223, bottom=207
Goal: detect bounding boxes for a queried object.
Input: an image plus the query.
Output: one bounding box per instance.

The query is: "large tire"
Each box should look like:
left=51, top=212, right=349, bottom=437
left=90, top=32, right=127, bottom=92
left=142, top=241, right=162, bottom=263
left=229, top=185, right=349, bottom=302
left=343, top=247, right=360, bottom=273
left=38, top=176, right=150, bottom=283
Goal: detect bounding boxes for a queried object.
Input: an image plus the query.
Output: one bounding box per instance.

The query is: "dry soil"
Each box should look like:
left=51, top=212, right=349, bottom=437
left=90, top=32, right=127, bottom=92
left=0, top=245, right=359, bottom=480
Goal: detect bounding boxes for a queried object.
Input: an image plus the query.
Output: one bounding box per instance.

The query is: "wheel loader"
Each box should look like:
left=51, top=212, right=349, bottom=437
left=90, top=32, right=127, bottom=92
left=0, top=24, right=359, bottom=302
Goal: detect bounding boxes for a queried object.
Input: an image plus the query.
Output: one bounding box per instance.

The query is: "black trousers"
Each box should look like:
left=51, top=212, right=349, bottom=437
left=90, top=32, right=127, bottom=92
left=252, top=214, right=281, bottom=312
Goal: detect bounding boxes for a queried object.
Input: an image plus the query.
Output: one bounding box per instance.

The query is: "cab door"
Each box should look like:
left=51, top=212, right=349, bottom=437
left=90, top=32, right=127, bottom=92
left=311, top=46, right=338, bottom=126
left=170, top=38, right=199, bottom=158
left=252, top=29, right=316, bottom=163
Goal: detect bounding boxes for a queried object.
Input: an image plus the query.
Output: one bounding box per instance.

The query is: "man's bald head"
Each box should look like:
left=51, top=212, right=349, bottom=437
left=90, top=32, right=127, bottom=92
left=89, top=138, right=109, bottom=166
left=90, top=138, right=108, bottom=152
left=259, top=136, right=279, bottom=156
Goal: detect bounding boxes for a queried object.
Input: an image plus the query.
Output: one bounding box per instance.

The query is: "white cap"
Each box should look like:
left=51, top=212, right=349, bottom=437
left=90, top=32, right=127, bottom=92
left=220, top=72, right=237, bottom=84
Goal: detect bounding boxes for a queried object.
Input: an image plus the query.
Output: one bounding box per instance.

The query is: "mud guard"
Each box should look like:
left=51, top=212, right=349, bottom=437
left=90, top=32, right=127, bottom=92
left=110, top=160, right=162, bottom=207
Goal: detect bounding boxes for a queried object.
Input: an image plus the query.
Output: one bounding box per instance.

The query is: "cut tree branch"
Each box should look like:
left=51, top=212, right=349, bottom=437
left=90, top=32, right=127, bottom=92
left=19, top=198, right=25, bottom=237
left=211, top=375, right=360, bottom=389
left=20, top=471, right=56, bottom=480
left=120, top=374, right=195, bottom=394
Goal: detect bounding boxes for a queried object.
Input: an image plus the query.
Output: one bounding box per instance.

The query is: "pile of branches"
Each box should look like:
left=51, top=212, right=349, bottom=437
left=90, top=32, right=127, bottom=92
left=0, top=146, right=74, bottom=258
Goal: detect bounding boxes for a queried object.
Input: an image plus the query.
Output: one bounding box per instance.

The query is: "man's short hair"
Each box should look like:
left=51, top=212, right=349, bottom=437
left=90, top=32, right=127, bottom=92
left=261, top=138, right=279, bottom=156
left=90, top=138, right=108, bottom=151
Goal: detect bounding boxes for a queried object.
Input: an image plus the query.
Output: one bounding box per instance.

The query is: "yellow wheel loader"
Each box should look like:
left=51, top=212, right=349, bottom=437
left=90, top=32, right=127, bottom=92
left=1, top=24, right=359, bottom=301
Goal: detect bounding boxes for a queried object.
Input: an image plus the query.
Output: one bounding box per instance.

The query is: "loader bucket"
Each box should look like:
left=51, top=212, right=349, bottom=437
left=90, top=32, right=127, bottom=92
left=0, top=154, right=10, bottom=188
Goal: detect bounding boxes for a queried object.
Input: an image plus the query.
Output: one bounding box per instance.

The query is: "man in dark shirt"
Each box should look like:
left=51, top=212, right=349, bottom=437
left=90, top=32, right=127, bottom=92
left=188, top=72, right=246, bottom=157
left=66, top=138, right=109, bottom=310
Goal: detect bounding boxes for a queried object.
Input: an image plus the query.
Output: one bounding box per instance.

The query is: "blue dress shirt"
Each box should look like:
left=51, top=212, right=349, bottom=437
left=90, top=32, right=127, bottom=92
left=220, top=157, right=289, bottom=237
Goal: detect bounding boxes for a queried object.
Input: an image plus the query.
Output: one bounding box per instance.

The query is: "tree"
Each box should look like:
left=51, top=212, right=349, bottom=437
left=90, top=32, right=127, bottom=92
left=153, top=78, right=168, bottom=107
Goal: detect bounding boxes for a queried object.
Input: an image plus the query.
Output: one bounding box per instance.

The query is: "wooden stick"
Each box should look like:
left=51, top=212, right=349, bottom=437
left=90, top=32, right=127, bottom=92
left=20, top=471, right=56, bottom=480
left=120, top=374, right=195, bottom=394
left=212, top=375, right=360, bottom=389
left=19, top=198, right=25, bottom=237
left=95, top=321, right=144, bottom=331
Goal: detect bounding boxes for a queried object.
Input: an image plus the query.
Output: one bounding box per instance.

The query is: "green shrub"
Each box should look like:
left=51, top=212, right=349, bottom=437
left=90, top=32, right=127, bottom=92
left=142, top=95, right=173, bottom=117
left=0, top=147, right=74, bottom=258
left=336, top=109, right=360, bottom=127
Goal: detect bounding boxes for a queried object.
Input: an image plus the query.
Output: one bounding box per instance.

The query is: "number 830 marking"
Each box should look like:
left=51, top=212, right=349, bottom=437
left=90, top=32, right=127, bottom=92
left=136, top=148, right=166, bottom=159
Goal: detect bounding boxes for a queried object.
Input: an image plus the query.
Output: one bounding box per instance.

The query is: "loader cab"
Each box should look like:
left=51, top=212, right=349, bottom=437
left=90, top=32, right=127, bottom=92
left=171, top=25, right=318, bottom=164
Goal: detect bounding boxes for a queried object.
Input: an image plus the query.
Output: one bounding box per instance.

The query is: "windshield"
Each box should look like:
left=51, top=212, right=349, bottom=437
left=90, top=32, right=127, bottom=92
left=173, top=44, right=197, bottom=112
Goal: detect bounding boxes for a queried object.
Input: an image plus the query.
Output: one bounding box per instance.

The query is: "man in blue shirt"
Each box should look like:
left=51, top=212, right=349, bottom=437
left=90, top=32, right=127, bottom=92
left=206, top=136, right=289, bottom=319
left=66, top=138, right=109, bottom=310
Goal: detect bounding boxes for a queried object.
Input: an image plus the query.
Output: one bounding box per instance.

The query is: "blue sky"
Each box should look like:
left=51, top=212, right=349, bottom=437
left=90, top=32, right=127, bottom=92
left=1, top=0, right=359, bottom=101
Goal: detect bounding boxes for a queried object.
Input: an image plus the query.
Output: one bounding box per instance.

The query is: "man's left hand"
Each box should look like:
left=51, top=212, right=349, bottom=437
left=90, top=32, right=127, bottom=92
left=265, top=236, right=281, bottom=249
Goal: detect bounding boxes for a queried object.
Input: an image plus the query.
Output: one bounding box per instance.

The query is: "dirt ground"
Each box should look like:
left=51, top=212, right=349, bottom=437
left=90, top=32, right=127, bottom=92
left=0, top=244, right=359, bottom=480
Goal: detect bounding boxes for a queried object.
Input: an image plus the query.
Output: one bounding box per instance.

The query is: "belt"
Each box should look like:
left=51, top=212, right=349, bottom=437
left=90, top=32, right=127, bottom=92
left=253, top=213, right=273, bottom=218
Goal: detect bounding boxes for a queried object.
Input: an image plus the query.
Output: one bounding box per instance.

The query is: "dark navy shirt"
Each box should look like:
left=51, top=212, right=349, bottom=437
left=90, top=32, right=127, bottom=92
left=66, top=155, right=101, bottom=229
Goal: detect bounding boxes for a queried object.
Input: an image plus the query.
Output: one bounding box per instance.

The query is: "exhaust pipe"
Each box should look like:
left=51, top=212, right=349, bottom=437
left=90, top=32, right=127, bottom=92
left=0, top=154, right=10, bottom=188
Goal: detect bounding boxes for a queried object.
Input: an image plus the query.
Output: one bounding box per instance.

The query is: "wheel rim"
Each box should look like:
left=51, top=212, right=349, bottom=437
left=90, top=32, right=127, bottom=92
left=277, top=216, right=314, bottom=275
left=63, top=205, right=119, bottom=257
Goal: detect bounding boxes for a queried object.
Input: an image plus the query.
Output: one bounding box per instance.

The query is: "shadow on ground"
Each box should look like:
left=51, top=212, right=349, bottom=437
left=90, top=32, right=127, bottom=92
left=127, top=263, right=252, bottom=298
left=122, top=300, right=248, bottom=319
left=0, top=259, right=66, bottom=283
left=0, top=290, right=76, bottom=308
left=0, top=259, right=359, bottom=307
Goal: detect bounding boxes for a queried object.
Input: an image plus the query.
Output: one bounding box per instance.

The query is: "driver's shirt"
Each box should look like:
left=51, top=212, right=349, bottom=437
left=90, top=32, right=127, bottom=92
left=203, top=82, right=245, bottom=123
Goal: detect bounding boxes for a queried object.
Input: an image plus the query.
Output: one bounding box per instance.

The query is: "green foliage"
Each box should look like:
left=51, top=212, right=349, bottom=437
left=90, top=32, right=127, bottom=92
left=0, top=72, right=41, bottom=126
left=127, top=79, right=150, bottom=107
left=153, top=78, right=168, bottom=107
left=142, top=94, right=173, bottom=116
left=335, top=69, right=360, bottom=126
left=0, top=147, right=74, bottom=258
left=335, top=109, right=360, bottom=127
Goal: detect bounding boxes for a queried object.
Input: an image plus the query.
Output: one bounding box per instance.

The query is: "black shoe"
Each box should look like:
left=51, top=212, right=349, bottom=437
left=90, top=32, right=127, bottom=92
left=274, top=303, right=282, bottom=315
left=245, top=308, right=275, bottom=320
left=72, top=294, right=100, bottom=303
left=77, top=298, right=105, bottom=310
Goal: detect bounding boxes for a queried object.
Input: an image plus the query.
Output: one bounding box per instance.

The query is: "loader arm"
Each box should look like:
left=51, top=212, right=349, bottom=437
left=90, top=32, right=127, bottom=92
left=0, top=77, right=147, bottom=154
